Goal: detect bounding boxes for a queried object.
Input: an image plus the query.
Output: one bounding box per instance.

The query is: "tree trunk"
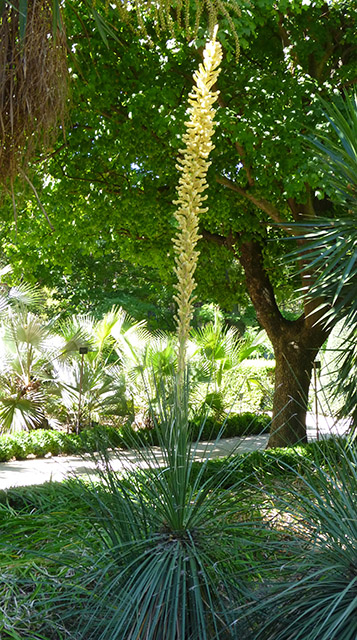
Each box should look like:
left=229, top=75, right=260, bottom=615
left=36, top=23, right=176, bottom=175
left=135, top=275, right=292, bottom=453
left=268, top=324, right=323, bottom=447
left=238, top=240, right=329, bottom=447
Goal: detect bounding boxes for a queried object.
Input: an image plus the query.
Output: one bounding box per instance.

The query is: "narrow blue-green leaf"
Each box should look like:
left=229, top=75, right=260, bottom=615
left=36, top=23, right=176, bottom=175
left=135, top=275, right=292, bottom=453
left=91, top=9, right=109, bottom=48
left=334, top=252, right=357, bottom=301
left=19, top=0, right=27, bottom=43
left=52, top=0, right=61, bottom=39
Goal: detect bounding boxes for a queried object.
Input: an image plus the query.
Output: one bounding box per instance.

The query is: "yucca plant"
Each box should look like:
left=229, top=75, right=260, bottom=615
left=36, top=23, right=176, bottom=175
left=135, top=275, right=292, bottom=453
left=289, top=92, right=357, bottom=422
left=252, top=438, right=357, bottom=640
left=39, top=27, right=267, bottom=640
left=58, top=384, right=263, bottom=640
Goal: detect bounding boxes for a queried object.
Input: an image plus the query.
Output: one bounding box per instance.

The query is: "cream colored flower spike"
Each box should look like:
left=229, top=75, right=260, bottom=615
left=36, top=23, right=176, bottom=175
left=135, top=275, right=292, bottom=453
left=173, top=27, right=222, bottom=381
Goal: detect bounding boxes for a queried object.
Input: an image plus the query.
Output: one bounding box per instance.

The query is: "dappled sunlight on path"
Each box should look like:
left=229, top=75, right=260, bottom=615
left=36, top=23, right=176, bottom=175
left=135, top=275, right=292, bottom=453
left=0, top=412, right=351, bottom=491
left=0, top=435, right=269, bottom=490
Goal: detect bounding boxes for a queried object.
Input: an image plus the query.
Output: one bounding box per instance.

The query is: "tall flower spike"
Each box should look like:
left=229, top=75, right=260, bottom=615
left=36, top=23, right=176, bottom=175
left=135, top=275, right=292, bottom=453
left=173, top=26, right=222, bottom=384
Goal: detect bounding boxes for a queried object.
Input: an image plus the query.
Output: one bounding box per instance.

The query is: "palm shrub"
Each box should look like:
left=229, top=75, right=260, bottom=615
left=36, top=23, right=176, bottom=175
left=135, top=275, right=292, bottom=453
left=112, top=322, right=177, bottom=423
left=50, top=358, right=129, bottom=429
left=251, top=437, right=357, bottom=640
left=0, top=287, right=53, bottom=433
left=189, top=326, right=274, bottom=416
left=0, top=299, right=133, bottom=433
left=47, top=308, right=133, bottom=430
left=189, top=310, right=270, bottom=417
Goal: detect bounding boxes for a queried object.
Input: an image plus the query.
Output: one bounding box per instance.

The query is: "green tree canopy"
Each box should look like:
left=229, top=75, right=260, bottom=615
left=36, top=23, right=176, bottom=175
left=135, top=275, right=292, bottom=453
left=1, top=0, right=356, bottom=444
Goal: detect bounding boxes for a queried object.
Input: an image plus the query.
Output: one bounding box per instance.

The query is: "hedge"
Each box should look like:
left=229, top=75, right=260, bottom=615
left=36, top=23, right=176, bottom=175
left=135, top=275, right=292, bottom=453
left=0, top=412, right=271, bottom=462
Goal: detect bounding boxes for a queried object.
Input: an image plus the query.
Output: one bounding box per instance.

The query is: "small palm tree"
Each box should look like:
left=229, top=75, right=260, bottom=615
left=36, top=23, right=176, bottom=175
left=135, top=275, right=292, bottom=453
left=0, top=271, right=52, bottom=433
left=53, top=307, right=132, bottom=430
left=189, top=309, right=270, bottom=417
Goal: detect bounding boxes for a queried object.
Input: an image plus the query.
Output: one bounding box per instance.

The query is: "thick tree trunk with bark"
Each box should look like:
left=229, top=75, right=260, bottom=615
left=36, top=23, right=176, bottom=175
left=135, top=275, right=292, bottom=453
left=268, top=321, right=325, bottom=447
left=238, top=240, right=329, bottom=448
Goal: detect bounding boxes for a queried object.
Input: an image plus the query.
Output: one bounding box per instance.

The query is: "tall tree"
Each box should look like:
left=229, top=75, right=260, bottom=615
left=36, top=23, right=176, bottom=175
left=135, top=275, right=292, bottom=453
left=1, top=0, right=356, bottom=445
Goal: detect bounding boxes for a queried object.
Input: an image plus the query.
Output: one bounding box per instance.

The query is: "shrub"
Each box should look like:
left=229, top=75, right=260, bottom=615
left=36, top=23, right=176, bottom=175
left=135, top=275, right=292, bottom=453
left=225, top=360, right=275, bottom=413
left=251, top=438, right=357, bottom=640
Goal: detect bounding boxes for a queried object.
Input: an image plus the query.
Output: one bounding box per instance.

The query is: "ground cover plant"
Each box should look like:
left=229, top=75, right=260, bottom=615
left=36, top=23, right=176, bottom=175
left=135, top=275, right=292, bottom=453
left=0, top=437, right=355, bottom=640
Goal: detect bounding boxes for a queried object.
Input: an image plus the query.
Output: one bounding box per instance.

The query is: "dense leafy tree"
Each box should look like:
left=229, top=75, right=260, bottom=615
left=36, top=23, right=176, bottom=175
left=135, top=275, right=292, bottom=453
left=1, top=0, right=356, bottom=445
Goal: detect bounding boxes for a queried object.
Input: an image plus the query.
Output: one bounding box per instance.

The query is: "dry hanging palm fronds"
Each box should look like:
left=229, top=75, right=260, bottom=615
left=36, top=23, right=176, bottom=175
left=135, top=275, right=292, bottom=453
left=0, top=0, right=68, bottom=188
left=110, top=0, right=241, bottom=58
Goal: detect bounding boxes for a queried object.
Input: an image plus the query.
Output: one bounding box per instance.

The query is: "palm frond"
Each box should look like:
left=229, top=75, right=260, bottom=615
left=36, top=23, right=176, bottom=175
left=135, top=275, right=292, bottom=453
left=7, top=282, right=44, bottom=307
left=0, top=390, right=45, bottom=433
left=285, top=93, right=357, bottom=419
left=295, top=93, right=357, bottom=324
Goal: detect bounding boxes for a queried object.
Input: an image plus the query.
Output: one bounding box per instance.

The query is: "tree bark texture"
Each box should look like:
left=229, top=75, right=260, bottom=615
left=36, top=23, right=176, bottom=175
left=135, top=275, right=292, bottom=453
left=238, top=240, right=329, bottom=447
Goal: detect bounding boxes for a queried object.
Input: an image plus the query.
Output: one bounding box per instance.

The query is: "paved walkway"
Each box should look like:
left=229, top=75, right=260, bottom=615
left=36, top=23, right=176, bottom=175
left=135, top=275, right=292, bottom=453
left=0, top=414, right=351, bottom=491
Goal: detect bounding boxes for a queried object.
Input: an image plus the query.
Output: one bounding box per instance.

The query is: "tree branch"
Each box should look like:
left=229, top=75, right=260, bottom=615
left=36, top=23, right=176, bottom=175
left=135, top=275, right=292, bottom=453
left=200, top=228, right=238, bottom=251
left=202, top=228, right=290, bottom=340
left=238, top=240, right=290, bottom=340
left=216, top=174, right=289, bottom=225
left=20, top=171, right=54, bottom=231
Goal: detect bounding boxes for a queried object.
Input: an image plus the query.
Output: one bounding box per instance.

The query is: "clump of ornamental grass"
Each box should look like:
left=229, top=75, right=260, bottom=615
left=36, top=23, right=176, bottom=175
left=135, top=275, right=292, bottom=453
left=0, top=0, right=67, bottom=189
left=251, top=437, right=357, bottom=640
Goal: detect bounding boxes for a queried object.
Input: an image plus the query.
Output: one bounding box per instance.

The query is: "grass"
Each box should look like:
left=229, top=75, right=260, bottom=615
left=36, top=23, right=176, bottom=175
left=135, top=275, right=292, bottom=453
left=0, top=436, right=355, bottom=640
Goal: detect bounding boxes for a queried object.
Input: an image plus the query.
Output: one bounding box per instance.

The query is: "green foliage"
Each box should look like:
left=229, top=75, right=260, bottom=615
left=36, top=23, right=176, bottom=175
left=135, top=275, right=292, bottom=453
left=0, top=305, right=136, bottom=433
left=0, top=425, right=123, bottom=462
left=224, top=360, right=275, bottom=413
left=288, top=92, right=357, bottom=420
left=5, top=1, right=356, bottom=315
left=189, top=411, right=271, bottom=442
left=0, top=435, right=354, bottom=639
left=0, top=293, right=274, bottom=434
left=190, top=437, right=351, bottom=488
left=251, top=438, right=357, bottom=640
left=0, top=412, right=271, bottom=462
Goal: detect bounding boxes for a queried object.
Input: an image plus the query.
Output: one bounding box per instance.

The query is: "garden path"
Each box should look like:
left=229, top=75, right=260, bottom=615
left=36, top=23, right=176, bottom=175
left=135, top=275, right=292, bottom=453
left=0, top=414, right=351, bottom=491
